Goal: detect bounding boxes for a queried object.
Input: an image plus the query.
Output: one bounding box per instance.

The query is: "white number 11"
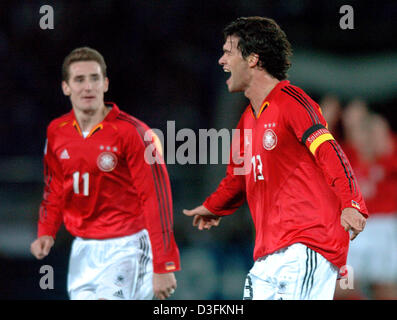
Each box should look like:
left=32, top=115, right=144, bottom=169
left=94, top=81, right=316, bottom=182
left=73, top=171, right=89, bottom=196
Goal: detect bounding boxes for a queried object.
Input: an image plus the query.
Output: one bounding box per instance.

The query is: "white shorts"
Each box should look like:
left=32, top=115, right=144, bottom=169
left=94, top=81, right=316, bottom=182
left=67, top=229, right=153, bottom=300
left=243, top=243, right=338, bottom=300
left=347, top=213, right=397, bottom=283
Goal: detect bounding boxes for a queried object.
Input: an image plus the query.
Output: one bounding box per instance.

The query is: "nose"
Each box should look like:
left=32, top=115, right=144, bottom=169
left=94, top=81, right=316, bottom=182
left=83, top=80, right=93, bottom=91
left=218, top=54, right=225, bottom=66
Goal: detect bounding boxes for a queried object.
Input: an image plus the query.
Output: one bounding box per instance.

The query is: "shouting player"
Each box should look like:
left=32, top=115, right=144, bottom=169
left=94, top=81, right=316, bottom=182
left=30, top=47, right=180, bottom=300
left=183, top=17, right=367, bottom=300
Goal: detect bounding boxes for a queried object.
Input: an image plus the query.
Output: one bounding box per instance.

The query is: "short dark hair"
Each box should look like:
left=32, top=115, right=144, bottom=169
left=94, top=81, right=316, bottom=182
left=223, top=17, right=292, bottom=80
left=62, top=47, right=107, bottom=82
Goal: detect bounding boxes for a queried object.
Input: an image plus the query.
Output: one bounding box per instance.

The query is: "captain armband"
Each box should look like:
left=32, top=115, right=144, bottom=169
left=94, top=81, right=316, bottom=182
left=301, top=124, right=335, bottom=155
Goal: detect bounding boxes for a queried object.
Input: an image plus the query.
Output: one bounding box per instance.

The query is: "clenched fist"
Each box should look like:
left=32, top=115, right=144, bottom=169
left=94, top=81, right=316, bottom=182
left=30, top=235, right=55, bottom=259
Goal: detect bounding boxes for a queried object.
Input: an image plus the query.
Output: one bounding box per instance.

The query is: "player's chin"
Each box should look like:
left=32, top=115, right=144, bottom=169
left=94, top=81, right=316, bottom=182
left=81, top=101, right=96, bottom=109
left=79, top=101, right=99, bottom=112
left=227, top=85, right=235, bottom=93
left=227, top=82, right=242, bottom=93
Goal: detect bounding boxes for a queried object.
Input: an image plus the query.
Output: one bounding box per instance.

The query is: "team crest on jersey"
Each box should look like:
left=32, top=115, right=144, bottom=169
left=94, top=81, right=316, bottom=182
left=97, top=152, right=118, bottom=172
left=263, top=129, right=277, bottom=150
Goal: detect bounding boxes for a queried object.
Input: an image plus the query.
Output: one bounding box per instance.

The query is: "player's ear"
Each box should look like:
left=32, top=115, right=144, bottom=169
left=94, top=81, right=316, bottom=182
left=248, top=53, right=259, bottom=68
left=103, top=77, right=109, bottom=93
left=62, top=81, right=71, bottom=96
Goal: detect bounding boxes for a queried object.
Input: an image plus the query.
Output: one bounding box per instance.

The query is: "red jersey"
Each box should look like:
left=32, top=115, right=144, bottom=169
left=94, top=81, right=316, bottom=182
left=37, top=102, right=180, bottom=273
left=344, top=136, right=397, bottom=215
left=203, top=81, right=368, bottom=269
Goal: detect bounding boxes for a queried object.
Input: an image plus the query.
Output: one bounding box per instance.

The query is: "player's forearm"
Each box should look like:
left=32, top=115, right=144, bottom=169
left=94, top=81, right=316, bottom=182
left=37, top=208, right=62, bottom=238
left=152, top=246, right=180, bottom=273
left=140, top=171, right=181, bottom=273
left=315, top=140, right=368, bottom=217
left=203, top=173, right=245, bottom=216
left=144, top=211, right=180, bottom=273
left=38, top=179, right=63, bottom=238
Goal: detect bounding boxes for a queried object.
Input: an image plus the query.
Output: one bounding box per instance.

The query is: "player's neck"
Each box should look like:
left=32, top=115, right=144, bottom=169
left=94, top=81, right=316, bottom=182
left=245, top=74, right=279, bottom=116
left=73, top=104, right=110, bottom=132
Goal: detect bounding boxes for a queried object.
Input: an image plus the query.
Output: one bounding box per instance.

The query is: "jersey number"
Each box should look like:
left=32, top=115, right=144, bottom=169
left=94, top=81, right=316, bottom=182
left=251, top=155, right=264, bottom=182
left=73, top=171, right=89, bottom=196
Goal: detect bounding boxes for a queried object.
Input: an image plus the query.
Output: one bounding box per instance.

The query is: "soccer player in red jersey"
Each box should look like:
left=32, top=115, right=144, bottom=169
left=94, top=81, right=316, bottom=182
left=183, top=17, right=368, bottom=300
left=30, top=47, right=180, bottom=300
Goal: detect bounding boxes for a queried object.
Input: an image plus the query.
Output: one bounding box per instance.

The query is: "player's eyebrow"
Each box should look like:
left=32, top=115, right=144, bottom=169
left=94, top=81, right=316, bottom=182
left=73, top=73, right=100, bottom=80
left=73, top=75, right=85, bottom=80
left=223, top=38, right=234, bottom=53
left=222, top=46, right=231, bottom=53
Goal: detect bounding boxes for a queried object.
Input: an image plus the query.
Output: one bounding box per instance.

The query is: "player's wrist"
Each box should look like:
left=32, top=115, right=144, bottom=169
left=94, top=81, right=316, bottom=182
left=153, top=260, right=180, bottom=274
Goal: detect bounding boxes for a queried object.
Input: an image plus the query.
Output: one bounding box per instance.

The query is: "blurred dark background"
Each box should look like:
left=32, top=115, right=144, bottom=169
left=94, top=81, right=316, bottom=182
left=0, top=0, right=396, bottom=300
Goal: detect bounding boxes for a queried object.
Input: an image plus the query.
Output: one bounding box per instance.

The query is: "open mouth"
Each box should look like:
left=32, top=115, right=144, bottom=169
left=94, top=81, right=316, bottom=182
left=223, top=68, right=231, bottom=83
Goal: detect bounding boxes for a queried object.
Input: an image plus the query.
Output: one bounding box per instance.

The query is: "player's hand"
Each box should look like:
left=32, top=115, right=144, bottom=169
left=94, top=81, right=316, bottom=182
left=340, top=207, right=366, bottom=240
left=153, top=272, right=177, bottom=300
left=30, top=235, right=55, bottom=259
left=183, top=205, right=221, bottom=230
